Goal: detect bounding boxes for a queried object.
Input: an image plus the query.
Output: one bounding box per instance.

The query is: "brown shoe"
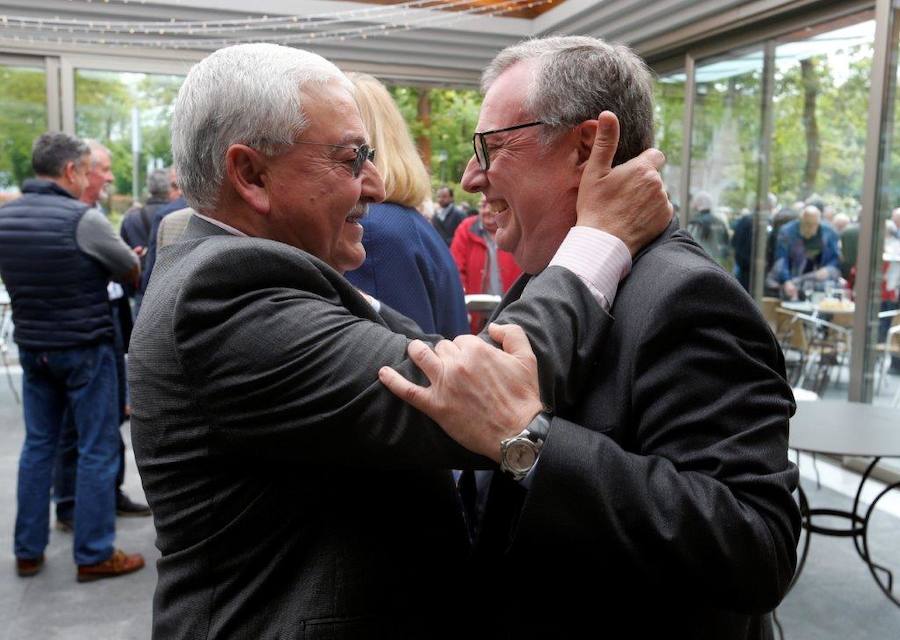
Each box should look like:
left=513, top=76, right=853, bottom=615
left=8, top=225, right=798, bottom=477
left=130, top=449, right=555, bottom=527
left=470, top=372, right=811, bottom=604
left=77, top=549, right=145, bottom=583
left=16, top=555, right=45, bottom=577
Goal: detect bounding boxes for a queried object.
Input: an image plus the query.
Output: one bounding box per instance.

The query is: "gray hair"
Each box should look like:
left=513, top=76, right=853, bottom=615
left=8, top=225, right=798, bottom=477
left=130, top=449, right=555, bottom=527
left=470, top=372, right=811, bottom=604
left=690, top=191, right=714, bottom=213
left=31, top=132, right=90, bottom=177
left=83, top=139, right=111, bottom=166
left=147, top=168, right=171, bottom=199
left=482, top=35, right=654, bottom=166
left=172, top=43, right=352, bottom=213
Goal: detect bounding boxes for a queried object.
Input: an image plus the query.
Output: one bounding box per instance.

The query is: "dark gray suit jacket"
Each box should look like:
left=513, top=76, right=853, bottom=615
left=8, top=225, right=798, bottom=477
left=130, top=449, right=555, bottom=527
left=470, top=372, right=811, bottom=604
left=128, top=217, right=611, bottom=639
left=475, top=223, right=801, bottom=639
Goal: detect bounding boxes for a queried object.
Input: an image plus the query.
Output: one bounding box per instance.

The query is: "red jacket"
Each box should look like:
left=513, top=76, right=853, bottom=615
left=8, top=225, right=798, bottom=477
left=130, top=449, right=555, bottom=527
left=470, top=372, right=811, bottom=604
left=450, top=216, right=522, bottom=332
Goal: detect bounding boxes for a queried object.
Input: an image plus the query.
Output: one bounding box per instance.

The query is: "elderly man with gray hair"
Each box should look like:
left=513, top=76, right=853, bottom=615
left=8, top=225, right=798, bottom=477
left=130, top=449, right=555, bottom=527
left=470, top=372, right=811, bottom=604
left=120, top=168, right=175, bottom=257
left=128, top=41, right=672, bottom=638
left=380, top=35, right=800, bottom=638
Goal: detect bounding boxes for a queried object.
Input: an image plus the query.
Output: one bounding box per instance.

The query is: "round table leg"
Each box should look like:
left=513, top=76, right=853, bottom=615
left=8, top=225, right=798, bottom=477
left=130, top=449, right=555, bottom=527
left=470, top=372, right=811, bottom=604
left=861, top=480, right=900, bottom=606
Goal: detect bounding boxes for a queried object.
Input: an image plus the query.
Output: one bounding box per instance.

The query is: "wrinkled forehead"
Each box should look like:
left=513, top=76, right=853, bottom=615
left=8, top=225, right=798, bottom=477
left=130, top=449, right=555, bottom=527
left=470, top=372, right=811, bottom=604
left=477, top=60, right=537, bottom=131
left=300, top=80, right=368, bottom=144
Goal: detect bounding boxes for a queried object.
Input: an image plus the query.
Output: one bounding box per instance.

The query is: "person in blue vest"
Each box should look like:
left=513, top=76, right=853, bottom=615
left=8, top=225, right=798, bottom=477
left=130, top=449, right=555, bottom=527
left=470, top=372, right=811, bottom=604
left=0, top=132, right=146, bottom=582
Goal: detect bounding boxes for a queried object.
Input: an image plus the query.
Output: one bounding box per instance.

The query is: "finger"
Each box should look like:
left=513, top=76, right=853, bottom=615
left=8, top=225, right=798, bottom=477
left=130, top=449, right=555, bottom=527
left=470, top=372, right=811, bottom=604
left=589, top=111, right=620, bottom=177
left=378, top=366, right=432, bottom=412
left=406, top=340, right=444, bottom=382
left=637, top=147, right=666, bottom=171
left=487, top=323, right=533, bottom=357
left=434, top=339, right=460, bottom=358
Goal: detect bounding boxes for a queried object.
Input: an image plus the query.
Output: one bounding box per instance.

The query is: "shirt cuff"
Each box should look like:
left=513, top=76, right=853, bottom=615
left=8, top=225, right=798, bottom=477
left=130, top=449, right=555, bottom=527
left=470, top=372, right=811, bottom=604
left=548, top=226, right=632, bottom=312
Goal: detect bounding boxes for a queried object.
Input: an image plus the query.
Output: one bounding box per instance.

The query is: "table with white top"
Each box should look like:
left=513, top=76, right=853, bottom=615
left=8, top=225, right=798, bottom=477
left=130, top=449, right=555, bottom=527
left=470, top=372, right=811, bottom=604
left=788, top=400, right=900, bottom=605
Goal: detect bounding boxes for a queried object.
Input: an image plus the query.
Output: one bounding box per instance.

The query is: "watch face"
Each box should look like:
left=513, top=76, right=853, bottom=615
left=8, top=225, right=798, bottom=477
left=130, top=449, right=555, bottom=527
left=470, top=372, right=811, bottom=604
left=507, top=440, right=537, bottom=472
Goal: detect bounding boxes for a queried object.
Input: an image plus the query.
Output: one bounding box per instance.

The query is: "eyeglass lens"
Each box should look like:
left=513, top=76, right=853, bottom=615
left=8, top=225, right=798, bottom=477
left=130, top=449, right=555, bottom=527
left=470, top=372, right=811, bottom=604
left=473, top=135, right=489, bottom=171
left=353, top=144, right=375, bottom=177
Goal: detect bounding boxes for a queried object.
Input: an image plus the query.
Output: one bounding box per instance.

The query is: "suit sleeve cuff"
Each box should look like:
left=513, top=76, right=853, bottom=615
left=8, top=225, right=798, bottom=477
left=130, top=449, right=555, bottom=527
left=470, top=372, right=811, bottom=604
left=548, top=226, right=632, bottom=312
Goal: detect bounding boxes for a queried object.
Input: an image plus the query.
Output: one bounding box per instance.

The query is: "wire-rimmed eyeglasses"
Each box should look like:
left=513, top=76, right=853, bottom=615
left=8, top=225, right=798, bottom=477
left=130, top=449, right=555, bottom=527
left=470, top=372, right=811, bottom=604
left=290, top=141, right=376, bottom=178
left=472, top=121, right=545, bottom=171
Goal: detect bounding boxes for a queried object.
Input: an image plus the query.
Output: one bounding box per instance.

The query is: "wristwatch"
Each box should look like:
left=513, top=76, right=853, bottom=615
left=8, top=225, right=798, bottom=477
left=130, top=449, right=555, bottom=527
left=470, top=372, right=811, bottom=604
left=499, top=412, right=552, bottom=481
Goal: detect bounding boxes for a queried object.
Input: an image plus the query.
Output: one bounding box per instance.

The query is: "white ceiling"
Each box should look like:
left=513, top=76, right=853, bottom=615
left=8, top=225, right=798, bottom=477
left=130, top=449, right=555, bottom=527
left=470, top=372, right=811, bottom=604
left=0, top=0, right=811, bottom=86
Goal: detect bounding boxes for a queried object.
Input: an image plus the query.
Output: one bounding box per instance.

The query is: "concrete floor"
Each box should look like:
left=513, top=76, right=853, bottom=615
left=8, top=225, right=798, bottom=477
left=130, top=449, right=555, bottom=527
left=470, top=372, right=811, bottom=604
left=0, top=372, right=156, bottom=640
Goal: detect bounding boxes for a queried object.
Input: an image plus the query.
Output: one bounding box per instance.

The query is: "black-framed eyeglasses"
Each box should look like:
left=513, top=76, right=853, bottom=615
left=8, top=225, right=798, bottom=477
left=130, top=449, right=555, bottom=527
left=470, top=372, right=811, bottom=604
left=472, top=121, right=544, bottom=171
left=290, top=141, right=376, bottom=178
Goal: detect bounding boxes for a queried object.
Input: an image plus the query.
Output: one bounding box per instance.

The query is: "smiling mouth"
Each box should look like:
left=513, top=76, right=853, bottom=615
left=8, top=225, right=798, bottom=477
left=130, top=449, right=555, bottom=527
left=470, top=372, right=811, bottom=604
left=488, top=200, right=509, bottom=223
left=346, top=205, right=367, bottom=224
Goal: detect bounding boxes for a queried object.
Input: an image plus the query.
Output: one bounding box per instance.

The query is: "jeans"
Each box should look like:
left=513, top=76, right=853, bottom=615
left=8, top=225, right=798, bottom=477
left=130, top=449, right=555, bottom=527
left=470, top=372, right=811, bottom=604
left=53, top=420, right=125, bottom=522
left=54, top=300, right=129, bottom=521
left=15, top=343, right=119, bottom=565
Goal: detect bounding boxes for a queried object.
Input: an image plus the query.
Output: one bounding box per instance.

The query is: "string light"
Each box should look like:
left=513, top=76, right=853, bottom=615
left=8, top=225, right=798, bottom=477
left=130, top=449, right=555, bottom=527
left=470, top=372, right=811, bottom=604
left=0, top=0, right=553, bottom=50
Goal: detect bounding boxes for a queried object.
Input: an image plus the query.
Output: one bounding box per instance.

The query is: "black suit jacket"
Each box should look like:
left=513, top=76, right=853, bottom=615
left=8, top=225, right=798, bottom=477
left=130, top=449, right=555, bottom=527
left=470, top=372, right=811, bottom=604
left=476, top=223, right=800, bottom=639
left=129, top=217, right=612, bottom=639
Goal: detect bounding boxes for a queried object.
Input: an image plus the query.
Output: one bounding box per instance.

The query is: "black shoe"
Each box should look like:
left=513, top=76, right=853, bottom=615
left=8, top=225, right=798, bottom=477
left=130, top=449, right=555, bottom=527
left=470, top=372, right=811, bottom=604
left=116, top=491, right=151, bottom=517
left=55, top=518, right=74, bottom=533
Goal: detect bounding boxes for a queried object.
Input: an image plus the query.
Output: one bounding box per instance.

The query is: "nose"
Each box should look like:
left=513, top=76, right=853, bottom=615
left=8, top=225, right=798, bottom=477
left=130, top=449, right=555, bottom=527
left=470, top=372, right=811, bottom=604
left=460, top=155, right=485, bottom=193
left=360, top=159, right=386, bottom=203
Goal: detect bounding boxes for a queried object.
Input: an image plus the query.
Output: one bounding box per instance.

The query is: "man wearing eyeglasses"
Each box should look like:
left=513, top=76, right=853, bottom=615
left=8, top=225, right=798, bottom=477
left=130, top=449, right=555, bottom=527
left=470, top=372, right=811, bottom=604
left=128, top=42, right=673, bottom=639
left=381, top=36, right=800, bottom=639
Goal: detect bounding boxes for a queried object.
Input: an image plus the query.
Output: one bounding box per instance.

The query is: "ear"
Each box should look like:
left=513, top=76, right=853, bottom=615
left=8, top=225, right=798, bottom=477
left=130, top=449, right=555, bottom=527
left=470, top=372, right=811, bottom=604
left=62, top=160, right=78, bottom=184
left=225, top=144, right=271, bottom=215
left=575, top=119, right=599, bottom=169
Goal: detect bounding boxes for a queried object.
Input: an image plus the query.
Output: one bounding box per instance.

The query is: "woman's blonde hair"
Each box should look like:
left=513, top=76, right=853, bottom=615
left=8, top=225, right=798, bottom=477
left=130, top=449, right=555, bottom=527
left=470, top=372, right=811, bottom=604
left=347, top=72, right=430, bottom=210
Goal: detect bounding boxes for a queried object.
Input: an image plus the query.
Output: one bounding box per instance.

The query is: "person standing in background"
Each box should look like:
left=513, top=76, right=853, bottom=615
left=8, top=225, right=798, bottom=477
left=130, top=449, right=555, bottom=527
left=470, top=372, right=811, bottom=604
left=54, top=140, right=151, bottom=534
left=431, top=185, right=467, bottom=246
left=451, top=194, right=522, bottom=332
left=344, top=72, right=469, bottom=337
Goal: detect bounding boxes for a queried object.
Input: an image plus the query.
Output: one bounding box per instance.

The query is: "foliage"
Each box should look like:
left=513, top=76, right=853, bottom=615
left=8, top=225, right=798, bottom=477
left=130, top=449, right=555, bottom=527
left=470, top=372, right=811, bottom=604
left=0, top=66, right=47, bottom=190
left=75, top=70, right=181, bottom=215
left=389, top=85, right=482, bottom=205
left=650, top=37, right=877, bottom=223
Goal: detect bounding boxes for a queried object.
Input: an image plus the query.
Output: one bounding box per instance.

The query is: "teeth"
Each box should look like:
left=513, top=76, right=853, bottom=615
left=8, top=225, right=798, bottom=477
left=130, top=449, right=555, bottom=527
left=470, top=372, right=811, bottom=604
left=489, top=200, right=508, bottom=214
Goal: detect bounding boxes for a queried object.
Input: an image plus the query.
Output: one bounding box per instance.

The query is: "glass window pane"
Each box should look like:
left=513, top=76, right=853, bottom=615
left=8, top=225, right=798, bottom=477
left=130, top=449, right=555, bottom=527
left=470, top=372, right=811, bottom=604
left=690, top=49, right=764, bottom=283
left=870, top=7, right=900, bottom=416
left=770, top=15, right=875, bottom=402
left=0, top=63, right=47, bottom=198
left=75, top=69, right=183, bottom=223
left=653, top=73, right=685, bottom=212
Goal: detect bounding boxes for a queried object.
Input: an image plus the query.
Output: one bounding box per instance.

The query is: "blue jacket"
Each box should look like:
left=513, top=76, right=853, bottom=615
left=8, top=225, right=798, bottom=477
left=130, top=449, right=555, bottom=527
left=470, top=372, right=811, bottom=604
left=345, top=202, right=469, bottom=337
left=0, top=179, right=113, bottom=349
left=773, top=219, right=841, bottom=284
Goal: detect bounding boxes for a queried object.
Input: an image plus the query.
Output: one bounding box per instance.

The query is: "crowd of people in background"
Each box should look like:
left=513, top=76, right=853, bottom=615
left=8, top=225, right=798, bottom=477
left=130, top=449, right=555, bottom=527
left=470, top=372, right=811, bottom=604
left=684, top=189, right=900, bottom=372
left=687, top=189, right=896, bottom=298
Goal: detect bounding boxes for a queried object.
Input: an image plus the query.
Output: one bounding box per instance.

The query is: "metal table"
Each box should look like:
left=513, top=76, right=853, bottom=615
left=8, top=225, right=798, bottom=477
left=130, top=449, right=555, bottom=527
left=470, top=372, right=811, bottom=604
left=788, top=400, right=900, bottom=605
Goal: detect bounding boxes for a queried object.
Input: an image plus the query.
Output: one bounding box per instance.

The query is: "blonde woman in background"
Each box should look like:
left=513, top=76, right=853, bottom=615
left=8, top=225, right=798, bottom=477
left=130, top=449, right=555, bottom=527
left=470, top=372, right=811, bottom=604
left=344, top=72, right=469, bottom=336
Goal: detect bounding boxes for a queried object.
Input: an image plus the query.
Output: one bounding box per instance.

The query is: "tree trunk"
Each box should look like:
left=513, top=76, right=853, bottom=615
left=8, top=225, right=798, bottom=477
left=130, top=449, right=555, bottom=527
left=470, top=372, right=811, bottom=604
left=416, top=89, right=431, bottom=172
left=800, top=57, right=820, bottom=199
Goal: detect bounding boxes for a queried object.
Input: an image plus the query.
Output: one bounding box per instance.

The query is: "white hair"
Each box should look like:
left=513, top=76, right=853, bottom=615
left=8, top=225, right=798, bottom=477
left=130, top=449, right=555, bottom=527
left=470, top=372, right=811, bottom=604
left=171, top=43, right=352, bottom=213
left=83, top=139, right=111, bottom=166
left=690, top=191, right=714, bottom=213
left=481, top=35, right=653, bottom=166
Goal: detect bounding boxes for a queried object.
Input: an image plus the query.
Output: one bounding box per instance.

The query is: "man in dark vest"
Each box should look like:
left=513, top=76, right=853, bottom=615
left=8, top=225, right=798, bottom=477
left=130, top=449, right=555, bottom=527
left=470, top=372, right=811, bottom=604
left=0, top=132, right=145, bottom=582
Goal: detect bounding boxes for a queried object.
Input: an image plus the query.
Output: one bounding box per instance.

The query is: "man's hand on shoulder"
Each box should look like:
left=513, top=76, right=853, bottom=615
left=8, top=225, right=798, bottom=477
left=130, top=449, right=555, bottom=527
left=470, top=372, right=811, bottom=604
left=378, top=323, right=543, bottom=463
left=576, top=111, right=673, bottom=256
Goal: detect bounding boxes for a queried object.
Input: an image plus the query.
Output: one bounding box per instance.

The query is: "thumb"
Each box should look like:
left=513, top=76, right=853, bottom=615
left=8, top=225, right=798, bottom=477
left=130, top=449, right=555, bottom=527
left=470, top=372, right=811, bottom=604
left=589, top=111, right=620, bottom=178
left=487, top=323, right=532, bottom=357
